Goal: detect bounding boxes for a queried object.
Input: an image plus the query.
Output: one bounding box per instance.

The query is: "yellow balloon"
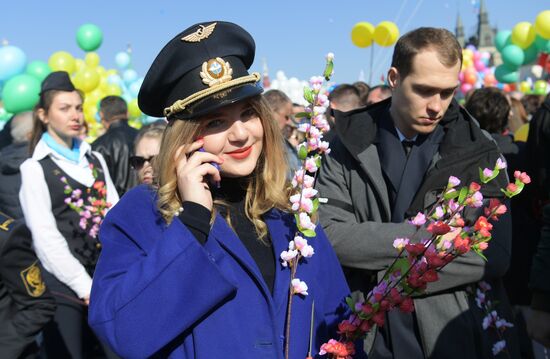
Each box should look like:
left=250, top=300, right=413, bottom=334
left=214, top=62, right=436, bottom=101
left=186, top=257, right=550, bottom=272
left=106, top=69, right=118, bottom=77
left=83, top=100, right=98, bottom=123
left=511, top=22, right=536, bottom=49
left=48, top=51, right=76, bottom=74
left=351, top=22, right=375, bottom=48
left=462, top=49, right=474, bottom=60
left=96, top=66, right=106, bottom=76
left=128, top=118, right=143, bottom=130
left=519, top=81, right=531, bottom=93
left=514, top=123, right=529, bottom=142
left=73, top=66, right=100, bottom=93
left=373, top=21, right=399, bottom=47
left=128, top=99, right=142, bottom=119
left=86, top=88, right=106, bottom=107
left=535, top=10, right=550, bottom=39
left=104, top=83, right=122, bottom=96
left=85, top=52, right=100, bottom=68
left=75, top=58, right=85, bottom=72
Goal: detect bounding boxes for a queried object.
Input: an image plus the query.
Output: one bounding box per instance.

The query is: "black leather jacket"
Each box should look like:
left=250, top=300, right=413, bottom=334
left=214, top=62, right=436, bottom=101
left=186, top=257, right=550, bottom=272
left=92, top=121, right=138, bottom=196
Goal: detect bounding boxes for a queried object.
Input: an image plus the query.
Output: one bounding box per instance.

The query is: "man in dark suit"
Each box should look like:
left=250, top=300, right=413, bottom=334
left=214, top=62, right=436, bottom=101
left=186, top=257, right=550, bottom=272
left=92, top=96, right=138, bottom=196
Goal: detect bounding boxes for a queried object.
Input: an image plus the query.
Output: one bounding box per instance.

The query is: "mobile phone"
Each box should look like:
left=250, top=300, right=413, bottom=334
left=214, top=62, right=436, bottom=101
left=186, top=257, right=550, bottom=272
left=198, top=147, right=220, bottom=188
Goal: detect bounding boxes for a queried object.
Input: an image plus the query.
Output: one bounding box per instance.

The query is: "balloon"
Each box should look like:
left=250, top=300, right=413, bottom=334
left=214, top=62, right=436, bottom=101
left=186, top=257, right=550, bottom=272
left=474, top=59, right=486, bottom=72
left=83, top=99, right=98, bottom=123
left=49, top=51, right=76, bottom=74
left=460, top=83, right=473, bottom=94
left=0, top=45, right=27, bottom=81
left=128, top=78, right=143, bottom=98
left=73, top=67, right=100, bottom=92
left=534, top=10, right=550, bottom=39
left=463, top=71, right=477, bottom=85
left=25, top=61, right=51, bottom=82
left=85, top=52, right=100, bottom=68
left=76, top=24, right=103, bottom=52
left=484, top=73, right=496, bottom=87
left=115, top=51, right=131, bottom=69
left=103, top=83, right=122, bottom=96
left=373, top=21, right=399, bottom=47
left=501, top=45, right=524, bottom=67
left=534, top=35, right=550, bottom=53
left=0, top=107, right=13, bottom=122
left=128, top=99, right=141, bottom=119
left=534, top=80, right=548, bottom=95
left=495, top=64, right=519, bottom=84
left=2, top=74, right=41, bottom=113
left=86, top=87, right=106, bottom=108
left=351, top=22, right=374, bottom=48
left=511, top=22, right=536, bottom=49
left=123, top=69, right=138, bottom=85
left=462, top=49, right=474, bottom=60
left=495, top=30, right=512, bottom=51
left=75, top=58, right=85, bottom=72
left=519, top=81, right=531, bottom=93
left=523, top=43, right=539, bottom=65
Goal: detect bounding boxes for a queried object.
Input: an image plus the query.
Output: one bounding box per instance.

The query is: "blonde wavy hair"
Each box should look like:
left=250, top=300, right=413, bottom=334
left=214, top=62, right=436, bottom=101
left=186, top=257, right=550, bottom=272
left=154, top=95, right=291, bottom=240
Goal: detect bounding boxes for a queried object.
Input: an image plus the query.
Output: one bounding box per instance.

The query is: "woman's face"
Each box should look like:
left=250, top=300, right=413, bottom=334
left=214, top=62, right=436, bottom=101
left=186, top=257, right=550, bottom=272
left=135, top=136, right=161, bottom=184
left=199, top=100, right=264, bottom=178
left=40, top=91, right=84, bottom=145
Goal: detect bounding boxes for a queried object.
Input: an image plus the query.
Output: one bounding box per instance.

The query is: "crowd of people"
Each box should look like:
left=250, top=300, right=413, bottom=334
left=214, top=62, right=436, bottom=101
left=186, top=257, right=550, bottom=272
left=0, top=20, right=549, bottom=359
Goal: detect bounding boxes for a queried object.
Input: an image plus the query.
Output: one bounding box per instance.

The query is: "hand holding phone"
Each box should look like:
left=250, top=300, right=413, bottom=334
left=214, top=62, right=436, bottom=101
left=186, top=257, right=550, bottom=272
left=174, top=139, right=223, bottom=211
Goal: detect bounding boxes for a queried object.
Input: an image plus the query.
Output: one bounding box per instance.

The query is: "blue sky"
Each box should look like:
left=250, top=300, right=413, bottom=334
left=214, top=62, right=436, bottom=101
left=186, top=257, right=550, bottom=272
left=2, top=0, right=546, bottom=85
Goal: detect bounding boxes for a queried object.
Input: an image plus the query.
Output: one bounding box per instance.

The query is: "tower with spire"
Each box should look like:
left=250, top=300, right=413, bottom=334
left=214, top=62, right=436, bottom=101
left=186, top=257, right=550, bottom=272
left=477, top=0, right=494, bottom=48
left=455, top=13, right=465, bottom=48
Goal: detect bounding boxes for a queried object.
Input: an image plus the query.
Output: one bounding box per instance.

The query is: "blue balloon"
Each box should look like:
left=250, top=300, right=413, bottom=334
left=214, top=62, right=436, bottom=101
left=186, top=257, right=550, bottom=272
left=115, top=51, right=131, bottom=69
left=123, top=69, right=138, bottom=85
left=0, top=45, right=27, bottom=81
left=128, top=77, right=143, bottom=98
left=107, top=74, right=122, bottom=85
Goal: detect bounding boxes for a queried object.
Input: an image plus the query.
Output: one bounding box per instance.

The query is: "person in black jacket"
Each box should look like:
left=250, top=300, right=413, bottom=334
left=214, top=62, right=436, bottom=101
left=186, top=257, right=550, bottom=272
left=92, top=96, right=137, bottom=195
left=0, top=211, right=56, bottom=358
left=0, top=111, right=33, bottom=219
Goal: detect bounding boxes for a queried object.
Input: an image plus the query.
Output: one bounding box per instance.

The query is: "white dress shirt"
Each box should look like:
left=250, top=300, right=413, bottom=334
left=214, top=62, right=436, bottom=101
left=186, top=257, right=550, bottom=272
left=19, top=139, right=119, bottom=299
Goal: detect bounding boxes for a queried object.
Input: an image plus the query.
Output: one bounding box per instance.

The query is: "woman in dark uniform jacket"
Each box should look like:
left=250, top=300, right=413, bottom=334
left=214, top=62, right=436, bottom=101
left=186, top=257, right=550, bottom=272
left=88, top=21, right=356, bottom=358
left=19, top=72, right=119, bottom=358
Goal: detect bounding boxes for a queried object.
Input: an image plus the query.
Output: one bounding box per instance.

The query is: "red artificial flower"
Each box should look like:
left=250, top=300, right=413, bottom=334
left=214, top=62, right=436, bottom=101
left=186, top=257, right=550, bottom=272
left=478, top=242, right=489, bottom=250
left=389, top=288, right=403, bottom=305
left=427, top=221, right=451, bottom=236
left=361, top=303, right=374, bottom=316
left=93, top=180, right=105, bottom=190
left=359, top=319, right=372, bottom=333
left=399, top=297, right=415, bottom=313
left=319, top=339, right=355, bottom=358
left=506, top=183, right=518, bottom=193
left=407, top=272, right=427, bottom=290
left=514, top=171, right=531, bottom=184
left=421, top=269, right=439, bottom=283
left=338, top=320, right=357, bottom=336
left=425, top=250, right=447, bottom=268
left=453, top=235, right=471, bottom=254
left=484, top=198, right=507, bottom=220
left=469, top=182, right=481, bottom=192
left=372, top=311, right=386, bottom=327
left=474, top=216, right=493, bottom=238
left=405, top=243, right=425, bottom=257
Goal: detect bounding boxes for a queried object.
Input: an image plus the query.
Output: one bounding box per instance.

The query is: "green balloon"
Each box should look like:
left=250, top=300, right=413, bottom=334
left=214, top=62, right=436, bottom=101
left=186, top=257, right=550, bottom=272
left=534, top=80, right=548, bottom=95
left=76, top=24, right=103, bottom=52
left=523, top=43, right=539, bottom=65
left=534, top=35, right=550, bottom=53
left=501, top=44, right=525, bottom=67
left=2, top=74, right=41, bottom=114
left=495, top=30, right=512, bottom=52
left=495, top=64, right=519, bottom=84
left=0, top=107, right=13, bottom=122
left=26, top=61, right=52, bottom=82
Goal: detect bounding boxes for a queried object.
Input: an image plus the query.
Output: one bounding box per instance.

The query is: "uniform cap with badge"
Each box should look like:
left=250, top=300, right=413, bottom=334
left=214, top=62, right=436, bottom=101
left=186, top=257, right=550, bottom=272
left=138, top=21, right=263, bottom=121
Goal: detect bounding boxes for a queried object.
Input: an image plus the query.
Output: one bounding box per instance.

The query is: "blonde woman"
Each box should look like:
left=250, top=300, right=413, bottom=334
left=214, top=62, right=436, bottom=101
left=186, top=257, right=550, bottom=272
left=88, top=22, right=354, bottom=359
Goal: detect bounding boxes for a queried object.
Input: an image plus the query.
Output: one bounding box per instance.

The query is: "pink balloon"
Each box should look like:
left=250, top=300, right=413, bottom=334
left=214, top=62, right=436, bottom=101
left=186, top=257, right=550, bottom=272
left=461, top=83, right=473, bottom=94
left=474, top=60, right=486, bottom=72
left=473, top=51, right=481, bottom=61
left=458, top=71, right=465, bottom=82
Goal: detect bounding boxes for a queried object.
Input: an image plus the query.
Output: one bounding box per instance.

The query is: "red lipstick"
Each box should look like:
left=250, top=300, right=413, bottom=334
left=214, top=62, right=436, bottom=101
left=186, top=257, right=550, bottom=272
left=226, top=146, right=252, bottom=160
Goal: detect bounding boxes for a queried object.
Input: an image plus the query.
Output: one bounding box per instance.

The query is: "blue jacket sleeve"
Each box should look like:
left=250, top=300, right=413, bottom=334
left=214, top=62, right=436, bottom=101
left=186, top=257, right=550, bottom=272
left=88, top=187, right=237, bottom=358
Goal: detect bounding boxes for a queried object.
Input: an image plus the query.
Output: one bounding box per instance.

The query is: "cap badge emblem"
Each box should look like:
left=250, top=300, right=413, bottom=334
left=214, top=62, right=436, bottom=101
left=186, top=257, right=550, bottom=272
left=200, top=58, right=233, bottom=87
left=181, top=22, right=217, bottom=43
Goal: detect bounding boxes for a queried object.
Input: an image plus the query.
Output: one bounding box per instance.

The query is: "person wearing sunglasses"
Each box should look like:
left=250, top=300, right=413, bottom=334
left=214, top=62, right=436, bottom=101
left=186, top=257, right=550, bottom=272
left=88, top=21, right=357, bottom=359
left=130, top=121, right=167, bottom=185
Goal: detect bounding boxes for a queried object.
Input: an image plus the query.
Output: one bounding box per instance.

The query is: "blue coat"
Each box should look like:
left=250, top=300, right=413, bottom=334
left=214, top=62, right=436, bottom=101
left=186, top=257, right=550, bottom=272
left=89, top=185, right=353, bottom=359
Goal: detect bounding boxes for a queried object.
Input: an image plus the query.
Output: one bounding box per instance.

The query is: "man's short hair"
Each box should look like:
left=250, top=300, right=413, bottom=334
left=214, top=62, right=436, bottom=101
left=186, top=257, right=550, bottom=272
left=328, top=84, right=361, bottom=111
left=263, top=89, right=291, bottom=112
left=465, top=87, right=510, bottom=134
left=353, top=81, right=370, bottom=106
left=10, top=111, right=33, bottom=143
left=99, top=96, right=128, bottom=122
left=391, top=27, right=462, bottom=79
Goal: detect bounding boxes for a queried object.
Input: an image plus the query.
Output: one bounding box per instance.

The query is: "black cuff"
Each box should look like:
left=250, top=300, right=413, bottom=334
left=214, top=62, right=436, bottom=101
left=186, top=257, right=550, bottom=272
left=178, top=202, right=211, bottom=245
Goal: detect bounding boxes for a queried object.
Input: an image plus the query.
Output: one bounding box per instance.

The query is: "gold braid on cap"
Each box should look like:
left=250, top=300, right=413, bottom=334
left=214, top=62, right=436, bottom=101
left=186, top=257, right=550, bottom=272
left=164, top=72, right=261, bottom=118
